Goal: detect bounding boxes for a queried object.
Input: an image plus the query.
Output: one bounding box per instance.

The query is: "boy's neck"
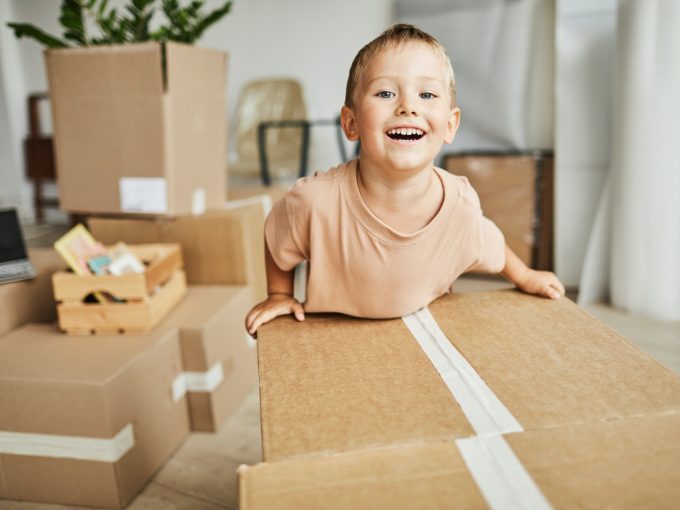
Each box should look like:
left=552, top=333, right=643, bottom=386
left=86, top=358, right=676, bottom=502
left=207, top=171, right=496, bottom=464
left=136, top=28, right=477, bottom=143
left=356, top=158, right=443, bottom=232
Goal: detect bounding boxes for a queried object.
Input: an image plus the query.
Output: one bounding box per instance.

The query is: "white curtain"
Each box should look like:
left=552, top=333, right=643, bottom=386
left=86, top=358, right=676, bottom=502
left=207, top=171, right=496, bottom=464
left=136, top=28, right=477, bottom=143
left=579, top=0, right=680, bottom=321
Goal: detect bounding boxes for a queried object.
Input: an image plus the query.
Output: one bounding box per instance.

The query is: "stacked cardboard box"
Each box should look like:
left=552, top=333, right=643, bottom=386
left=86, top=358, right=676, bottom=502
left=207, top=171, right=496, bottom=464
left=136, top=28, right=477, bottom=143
left=239, top=290, right=680, bottom=508
left=160, top=285, right=258, bottom=431
left=0, top=283, right=259, bottom=507
left=89, top=204, right=267, bottom=302
left=0, top=324, right=190, bottom=508
left=0, top=247, right=63, bottom=337
left=46, top=42, right=227, bottom=216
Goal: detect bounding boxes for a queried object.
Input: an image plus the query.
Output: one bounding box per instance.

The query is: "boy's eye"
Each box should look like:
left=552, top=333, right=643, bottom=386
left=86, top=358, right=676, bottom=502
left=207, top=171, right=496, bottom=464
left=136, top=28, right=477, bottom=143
left=376, top=91, right=395, bottom=99
left=420, top=92, right=436, bottom=99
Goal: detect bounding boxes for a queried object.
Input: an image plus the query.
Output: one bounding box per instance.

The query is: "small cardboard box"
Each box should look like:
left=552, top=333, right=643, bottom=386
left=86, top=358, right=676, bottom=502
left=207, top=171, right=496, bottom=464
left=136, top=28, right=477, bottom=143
left=89, top=205, right=267, bottom=301
left=0, top=247, right=63, bottom=337
left=52, top=243, right=186, bottom=334
left=241, top=290, right=680, bottom=507
left=0, top=323, right=190, bottom=508
left=161, top=285, right=258, bottom=431
left=45, top=42, right=227, bottom=215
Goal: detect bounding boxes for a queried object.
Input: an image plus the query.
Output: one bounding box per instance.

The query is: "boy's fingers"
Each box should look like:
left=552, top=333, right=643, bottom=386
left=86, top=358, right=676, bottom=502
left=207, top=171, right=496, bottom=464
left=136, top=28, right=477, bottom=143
left=292, top=303, right=305, bottom=321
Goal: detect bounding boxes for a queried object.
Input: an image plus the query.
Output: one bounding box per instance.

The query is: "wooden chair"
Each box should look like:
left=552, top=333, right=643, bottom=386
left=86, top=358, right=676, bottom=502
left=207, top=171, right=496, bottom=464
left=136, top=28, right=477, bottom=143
left=24, top=93, right=57, bottom=223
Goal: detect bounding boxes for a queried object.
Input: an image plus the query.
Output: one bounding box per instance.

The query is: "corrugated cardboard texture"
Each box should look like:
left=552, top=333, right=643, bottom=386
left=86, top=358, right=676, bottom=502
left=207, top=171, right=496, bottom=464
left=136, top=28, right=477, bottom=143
left=45, top=42, right=226, bottom=215
left=0, top=324, right=189, bottom=508
left=428, top=291, right=680, bottom=427
left=505, top=413, right=680, bottom=509
left=258, top=291, right=680, bottom=462
left=239, top=440, right=487, bottom=510
left=159, top=285, right=258, bottom=431
left=240, top=413, right=680, bottom=509
left=258, top=314, right=474, bottom=461
left=89, top=206, right=266, bottom=300
left=0, top=247, right=62, bottom=337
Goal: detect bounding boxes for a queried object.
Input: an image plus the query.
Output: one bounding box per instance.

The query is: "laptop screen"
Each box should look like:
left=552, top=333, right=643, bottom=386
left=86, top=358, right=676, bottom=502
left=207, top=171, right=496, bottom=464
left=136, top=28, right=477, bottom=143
left=0, top=209, right=28, bottom=264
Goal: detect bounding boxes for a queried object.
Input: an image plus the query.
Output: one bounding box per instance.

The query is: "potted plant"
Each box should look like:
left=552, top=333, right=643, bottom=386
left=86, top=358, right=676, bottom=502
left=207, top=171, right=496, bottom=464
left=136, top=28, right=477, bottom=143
left=7, top=0, right=233, bottom=216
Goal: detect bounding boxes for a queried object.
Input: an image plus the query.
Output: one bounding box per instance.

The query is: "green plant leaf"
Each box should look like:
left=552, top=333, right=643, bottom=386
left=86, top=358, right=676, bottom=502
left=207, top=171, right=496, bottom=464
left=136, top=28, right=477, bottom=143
left=5, top=22, right=69, bottom=48
left=59, top=0, right=87, bottom=45
left=192, top=0, right=232, bottom=43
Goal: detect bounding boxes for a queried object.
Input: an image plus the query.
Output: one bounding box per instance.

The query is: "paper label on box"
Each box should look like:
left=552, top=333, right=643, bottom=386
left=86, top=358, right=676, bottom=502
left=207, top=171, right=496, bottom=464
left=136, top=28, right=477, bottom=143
left=119, top=177, right=168, bottom=213
left=192, top=188, right=206, bottom=216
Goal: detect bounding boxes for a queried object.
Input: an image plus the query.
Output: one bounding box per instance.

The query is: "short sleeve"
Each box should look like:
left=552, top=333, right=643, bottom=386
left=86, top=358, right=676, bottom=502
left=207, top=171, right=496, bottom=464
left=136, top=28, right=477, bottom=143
left=458, top=177, right=506, bottom=273
left=264, top=187, right=310, bottom=271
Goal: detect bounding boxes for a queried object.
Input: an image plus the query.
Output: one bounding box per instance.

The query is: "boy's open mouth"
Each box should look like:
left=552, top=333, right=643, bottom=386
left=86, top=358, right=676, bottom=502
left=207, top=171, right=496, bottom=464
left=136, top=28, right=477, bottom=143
left=386, top=127, right=425, bottom=142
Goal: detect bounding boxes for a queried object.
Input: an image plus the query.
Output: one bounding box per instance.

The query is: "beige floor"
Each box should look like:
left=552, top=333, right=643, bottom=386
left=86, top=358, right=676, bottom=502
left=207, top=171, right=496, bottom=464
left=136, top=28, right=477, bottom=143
left=3, top=239, right=679, bottom=509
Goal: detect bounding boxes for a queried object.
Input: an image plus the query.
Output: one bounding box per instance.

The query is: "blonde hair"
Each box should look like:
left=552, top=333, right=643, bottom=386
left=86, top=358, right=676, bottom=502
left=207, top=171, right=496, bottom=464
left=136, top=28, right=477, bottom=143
left=344, top=23, right=456, bottom=108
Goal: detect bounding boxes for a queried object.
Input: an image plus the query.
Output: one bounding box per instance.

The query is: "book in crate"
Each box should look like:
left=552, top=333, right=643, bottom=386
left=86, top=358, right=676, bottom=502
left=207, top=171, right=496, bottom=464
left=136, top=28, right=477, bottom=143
left=53, top=243, right=186, bottom=335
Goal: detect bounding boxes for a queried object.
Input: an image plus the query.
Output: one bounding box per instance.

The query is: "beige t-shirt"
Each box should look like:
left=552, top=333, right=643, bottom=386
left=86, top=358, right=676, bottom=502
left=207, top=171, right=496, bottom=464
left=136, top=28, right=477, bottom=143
left=265, top=159, right=505, bottom=318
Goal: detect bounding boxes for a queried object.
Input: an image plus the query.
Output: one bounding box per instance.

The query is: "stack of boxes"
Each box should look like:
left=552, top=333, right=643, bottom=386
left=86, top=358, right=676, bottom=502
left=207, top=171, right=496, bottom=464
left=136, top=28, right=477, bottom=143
left=0, top=42, right=270, bottom=508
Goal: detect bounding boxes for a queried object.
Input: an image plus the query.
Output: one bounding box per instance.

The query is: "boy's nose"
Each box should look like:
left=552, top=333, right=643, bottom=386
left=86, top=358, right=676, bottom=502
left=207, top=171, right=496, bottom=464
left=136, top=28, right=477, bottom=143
left=396, top=101, right=417, bottom=116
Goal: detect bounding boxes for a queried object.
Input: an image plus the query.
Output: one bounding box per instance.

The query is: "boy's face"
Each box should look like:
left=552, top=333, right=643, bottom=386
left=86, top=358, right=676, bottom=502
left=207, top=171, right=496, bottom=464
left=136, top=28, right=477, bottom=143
left=341, top=42, right=460, bottom=176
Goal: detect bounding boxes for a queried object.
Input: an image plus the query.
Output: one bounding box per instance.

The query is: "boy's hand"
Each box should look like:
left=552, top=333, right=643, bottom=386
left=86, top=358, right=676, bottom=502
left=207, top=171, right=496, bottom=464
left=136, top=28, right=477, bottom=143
left=245, top=293, right=305, bottom=338
left=515, top=269, right=565, bottom=300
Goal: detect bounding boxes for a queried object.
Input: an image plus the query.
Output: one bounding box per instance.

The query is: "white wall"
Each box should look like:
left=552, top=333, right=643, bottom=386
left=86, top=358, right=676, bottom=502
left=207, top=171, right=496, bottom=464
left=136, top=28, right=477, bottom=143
left=0, top=0, right=391, bottom=221
left=554, top=0, right=617, bottom=286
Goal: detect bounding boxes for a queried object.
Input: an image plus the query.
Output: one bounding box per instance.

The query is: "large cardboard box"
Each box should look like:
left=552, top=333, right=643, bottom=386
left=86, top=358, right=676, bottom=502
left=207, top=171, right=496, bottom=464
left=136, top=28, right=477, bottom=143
left=0, top=324, right=190, bottom=508
left=240, top=290, right=680, bottom=508
left=45, top=42, right=227, bottom=215
left=161, top=285, right=258, bottom=431
left=0, top=247, right=63, bottom=337
left=89, top=205, right=266, bottom=301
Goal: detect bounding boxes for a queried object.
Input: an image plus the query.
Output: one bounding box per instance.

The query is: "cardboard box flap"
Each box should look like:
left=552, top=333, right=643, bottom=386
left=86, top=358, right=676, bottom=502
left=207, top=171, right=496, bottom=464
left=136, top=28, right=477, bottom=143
left=258, top=314, right=475, bottom=461
left=45, top=42, right=164, bottom=97
left=241, top=412, right=680, bottom=510
left=429, top=291, right=680, bottom=428
left=165, top=42, right=226, bottom=97
left=505, top=412, right=680, bottom=509
left=239, top=440, right=487, bottom=510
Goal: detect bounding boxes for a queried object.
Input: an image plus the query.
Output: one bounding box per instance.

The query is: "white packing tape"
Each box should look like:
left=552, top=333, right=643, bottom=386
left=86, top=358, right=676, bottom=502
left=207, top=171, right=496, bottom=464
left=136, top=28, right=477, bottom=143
left=456, top=435, right=552, bottom=510
left=172, top=362, right=225, bottom=401
left=402, top=308, right=522, bottom=436
left=402, top=306, right=552, bottom=510
left=0, top=423, right=134, bottom=463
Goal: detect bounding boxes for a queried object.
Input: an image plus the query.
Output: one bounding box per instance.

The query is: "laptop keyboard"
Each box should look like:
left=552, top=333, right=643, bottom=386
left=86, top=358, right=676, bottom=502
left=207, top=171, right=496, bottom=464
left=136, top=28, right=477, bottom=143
left=0, top=260, right=35, bottom=278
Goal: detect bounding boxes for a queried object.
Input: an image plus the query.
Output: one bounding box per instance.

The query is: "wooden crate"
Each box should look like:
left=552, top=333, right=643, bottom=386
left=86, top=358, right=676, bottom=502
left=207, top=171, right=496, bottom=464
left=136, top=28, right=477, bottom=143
left=53, top=243, right=186, bottom=335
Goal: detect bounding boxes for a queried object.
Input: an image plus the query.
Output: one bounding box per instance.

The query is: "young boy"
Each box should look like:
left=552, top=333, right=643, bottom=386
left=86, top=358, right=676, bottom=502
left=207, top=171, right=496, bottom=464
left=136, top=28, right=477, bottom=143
left=246, top=23, right=564, bottom=336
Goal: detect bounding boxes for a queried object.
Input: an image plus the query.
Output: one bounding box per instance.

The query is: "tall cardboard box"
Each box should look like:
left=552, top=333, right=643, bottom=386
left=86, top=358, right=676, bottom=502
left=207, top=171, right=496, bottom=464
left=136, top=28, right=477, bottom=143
left=0, top=324, right=190, bottom=508
left=161, top=285, right=258, bottom=431
left=0, top=247, right=62, bottom=337
left=89, top=206, right=267, bottom=301
left=240, top=290, right=680, bottom=508
left=45, top=42, right=227, bottom=215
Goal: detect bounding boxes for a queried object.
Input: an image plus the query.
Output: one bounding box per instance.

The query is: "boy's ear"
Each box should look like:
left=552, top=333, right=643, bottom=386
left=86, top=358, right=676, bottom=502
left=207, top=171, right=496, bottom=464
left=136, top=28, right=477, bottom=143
left=341, top=105, right=360, bottom=142
left=445, top=107, right=461, bottom=144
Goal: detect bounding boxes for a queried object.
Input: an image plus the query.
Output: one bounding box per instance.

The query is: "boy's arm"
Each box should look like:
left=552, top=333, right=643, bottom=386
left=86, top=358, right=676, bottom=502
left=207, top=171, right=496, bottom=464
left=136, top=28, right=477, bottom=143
left=245, top=238, right=305, bottom=337
left=500, top=243, right=565, bottom=300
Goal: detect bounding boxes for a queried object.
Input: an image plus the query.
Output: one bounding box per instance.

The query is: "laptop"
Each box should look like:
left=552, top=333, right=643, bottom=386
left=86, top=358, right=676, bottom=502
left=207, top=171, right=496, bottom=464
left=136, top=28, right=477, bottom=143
left=0, top=209, right=37, bottom=284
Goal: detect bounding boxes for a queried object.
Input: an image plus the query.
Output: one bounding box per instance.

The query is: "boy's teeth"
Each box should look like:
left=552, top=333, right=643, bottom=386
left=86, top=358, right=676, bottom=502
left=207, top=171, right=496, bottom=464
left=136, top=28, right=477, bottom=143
left=387, top=128, right=424, bottom=135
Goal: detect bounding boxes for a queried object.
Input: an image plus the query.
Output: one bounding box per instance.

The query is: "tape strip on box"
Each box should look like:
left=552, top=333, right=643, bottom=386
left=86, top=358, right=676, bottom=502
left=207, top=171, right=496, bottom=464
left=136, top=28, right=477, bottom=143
left=172, top=362, right=225, bottom=401
left=0, top=423, right=134, bottom=462
left=403, top=308, right=522, bottom=436
left=403, top=307, right=552, bottom=510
